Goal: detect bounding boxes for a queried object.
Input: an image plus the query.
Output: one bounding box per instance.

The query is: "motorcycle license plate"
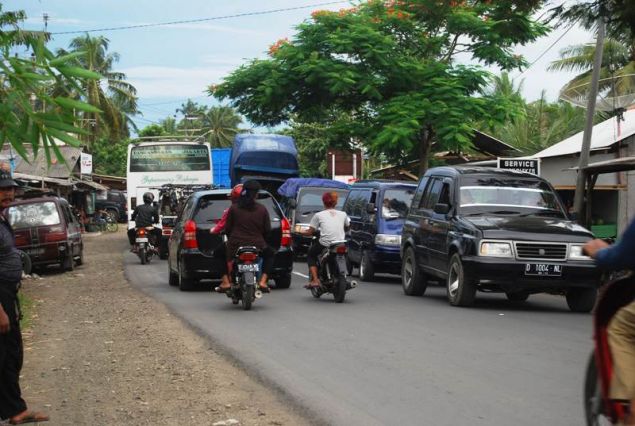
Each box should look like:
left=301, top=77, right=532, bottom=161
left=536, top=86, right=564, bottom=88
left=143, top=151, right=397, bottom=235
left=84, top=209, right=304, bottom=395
left=524, top=263, right=562, bottom=277
left=238, top=264, right=259, bottom=272
left=136, top=237, right=148, bottom=243
left=336, top=256, right=347, bottom=273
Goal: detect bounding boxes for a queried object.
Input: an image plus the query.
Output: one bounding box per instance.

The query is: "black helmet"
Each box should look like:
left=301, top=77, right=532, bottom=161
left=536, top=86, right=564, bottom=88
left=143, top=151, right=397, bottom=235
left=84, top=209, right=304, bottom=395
left=143, top=192, right=154, bottom=204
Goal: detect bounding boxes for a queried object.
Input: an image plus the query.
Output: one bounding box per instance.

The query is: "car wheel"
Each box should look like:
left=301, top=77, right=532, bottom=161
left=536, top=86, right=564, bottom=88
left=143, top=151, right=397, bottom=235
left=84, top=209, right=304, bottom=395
left=168, top=267, right=179, bottom=287
left=402, top=247, right=427, bottom=296
left=566, top=288, right=597, bottom=313
left=345, top=254, right=354, bottom=276
left=506, top=292, right=529, bottom=302
left=62, top=248, right=75, bottom=272
left=178, top=260, right=195, bottom=291
left=359, top=251, right=375, bottom=282
left=19, top=250, right=32, bottom=276
left=106, top=209, right=118, bottom=222
left=274, top=273, right=292, bottom=289
left=447, top=253, right=476, bottom=307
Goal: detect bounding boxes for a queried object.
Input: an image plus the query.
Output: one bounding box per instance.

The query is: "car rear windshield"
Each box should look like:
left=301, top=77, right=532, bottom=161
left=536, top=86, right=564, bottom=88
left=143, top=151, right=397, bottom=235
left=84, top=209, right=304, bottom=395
left=382, top=188, right=415, bottom=219
left=459, top=176, right=563, bottom=214
left=8, top=202, right=61, bottom=228
left=193, top=194, right=281, bottom=224
left=297, top=189, right=347, bottom=213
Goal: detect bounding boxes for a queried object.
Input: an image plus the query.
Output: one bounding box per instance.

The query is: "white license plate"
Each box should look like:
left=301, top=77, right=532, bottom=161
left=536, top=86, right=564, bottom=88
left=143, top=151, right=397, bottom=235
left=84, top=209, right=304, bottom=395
left=136, top=238, right=148, bottom=243
left=26, top=248, right=45, bottom=256
left=238, top=264, right=259, bottom=272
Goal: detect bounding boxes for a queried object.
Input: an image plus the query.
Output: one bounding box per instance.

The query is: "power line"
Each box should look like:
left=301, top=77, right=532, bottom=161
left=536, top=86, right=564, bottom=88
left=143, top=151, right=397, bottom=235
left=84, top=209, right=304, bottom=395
left=518, top=22, right=576, bottom=76
left=50, top=1, right=348, bottom=35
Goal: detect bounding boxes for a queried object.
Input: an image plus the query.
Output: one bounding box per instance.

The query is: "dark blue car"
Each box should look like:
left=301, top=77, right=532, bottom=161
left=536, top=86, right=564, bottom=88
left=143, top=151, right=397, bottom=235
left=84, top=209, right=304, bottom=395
left=343, top=180, right=417, bottom=281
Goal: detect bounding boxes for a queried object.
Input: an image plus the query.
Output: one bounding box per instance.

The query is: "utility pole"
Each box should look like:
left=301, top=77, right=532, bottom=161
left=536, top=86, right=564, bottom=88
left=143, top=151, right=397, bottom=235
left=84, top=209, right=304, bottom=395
left=573, top=16, right=606, bottom=220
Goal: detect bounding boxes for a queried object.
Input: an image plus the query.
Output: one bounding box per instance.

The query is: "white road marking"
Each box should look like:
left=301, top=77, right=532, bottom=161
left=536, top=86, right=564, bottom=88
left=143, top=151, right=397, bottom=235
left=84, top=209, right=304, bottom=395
left=293, top=271, right=309, bottom=279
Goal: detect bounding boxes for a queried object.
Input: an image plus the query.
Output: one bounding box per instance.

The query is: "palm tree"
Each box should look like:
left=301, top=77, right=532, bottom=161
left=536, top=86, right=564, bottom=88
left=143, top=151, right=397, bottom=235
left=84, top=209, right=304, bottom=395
left=59, top=35, right=138, bottom=146
left=200, top=106, right=243, bottom=147
left=548, top=37, right=635, bottom=102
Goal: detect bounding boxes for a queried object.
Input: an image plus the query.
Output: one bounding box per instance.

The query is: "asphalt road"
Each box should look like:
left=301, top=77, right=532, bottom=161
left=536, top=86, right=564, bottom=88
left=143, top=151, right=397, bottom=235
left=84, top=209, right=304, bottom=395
left=124, top=253, right=592, bottom=426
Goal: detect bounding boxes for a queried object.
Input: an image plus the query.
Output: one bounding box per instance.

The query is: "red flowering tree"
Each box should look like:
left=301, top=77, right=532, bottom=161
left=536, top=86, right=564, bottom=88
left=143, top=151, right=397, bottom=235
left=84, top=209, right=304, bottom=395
left=212, top=0, right=548, bottom=173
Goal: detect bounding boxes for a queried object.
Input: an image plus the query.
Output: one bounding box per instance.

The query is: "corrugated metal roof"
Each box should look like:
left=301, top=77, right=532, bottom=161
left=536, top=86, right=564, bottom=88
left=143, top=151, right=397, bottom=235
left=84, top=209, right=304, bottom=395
left=534, top=108, right=635, bottom=159
left=13, top=146, right=82, bottom=178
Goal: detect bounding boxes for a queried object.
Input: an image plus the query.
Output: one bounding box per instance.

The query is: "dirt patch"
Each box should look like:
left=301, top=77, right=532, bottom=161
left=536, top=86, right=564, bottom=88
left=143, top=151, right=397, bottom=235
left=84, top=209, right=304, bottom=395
left=18, top=229, right=311, bottom=426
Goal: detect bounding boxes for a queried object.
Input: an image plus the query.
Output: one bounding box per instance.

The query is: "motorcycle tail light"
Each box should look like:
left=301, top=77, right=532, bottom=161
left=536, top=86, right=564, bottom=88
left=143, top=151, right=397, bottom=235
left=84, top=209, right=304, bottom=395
left=239, top=252, right=258, bottom=263
left=335, top=245, right=347, bottom=254
left=281, top=217, right=291, bottom=247
left=137, top=228, right=146, bottom=237
left=183, top=220, right=198, bottom=249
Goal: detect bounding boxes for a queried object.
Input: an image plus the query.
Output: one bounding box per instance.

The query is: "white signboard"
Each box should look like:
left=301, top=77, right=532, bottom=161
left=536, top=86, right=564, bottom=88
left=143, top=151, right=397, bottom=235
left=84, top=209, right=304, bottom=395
left=81, top=153, right=93, bottom=175
left=497, top=157, right=541, bottom=176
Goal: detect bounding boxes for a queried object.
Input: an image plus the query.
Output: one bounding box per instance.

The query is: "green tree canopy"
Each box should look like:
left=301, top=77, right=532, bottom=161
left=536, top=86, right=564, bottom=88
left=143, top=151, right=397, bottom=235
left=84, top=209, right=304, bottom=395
left=200, top=106, right=243, bottom=147
left=0, top=5, right=101, bottom=163
left=212, top=0, right=548, bottom=174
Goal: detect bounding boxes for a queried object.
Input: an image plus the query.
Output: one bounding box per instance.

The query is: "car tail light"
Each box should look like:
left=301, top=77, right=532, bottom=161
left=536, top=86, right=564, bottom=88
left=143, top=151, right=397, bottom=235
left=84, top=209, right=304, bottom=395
left=336, top=245, right=347, bottom=254
left=183, top=220, right=198, bottom=249
left=281, top=217, right=291, bottom=247
left=45, top=226, right=66, bottom=242
left=238, top=252, right=258, bottom=263
left=14, top=233, right=28, bottom=247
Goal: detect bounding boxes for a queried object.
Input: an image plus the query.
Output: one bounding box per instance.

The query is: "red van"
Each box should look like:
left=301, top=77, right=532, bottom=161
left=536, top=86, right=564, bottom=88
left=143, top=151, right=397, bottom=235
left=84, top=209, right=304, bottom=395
left=7, top=196, right=84, bottom=271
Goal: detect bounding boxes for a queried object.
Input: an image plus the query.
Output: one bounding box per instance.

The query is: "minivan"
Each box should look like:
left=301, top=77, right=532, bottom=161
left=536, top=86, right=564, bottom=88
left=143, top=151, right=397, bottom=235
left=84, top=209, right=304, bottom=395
left=8, top=195, right=84, bottom=271
left=343, top=180, right=417, bottom=281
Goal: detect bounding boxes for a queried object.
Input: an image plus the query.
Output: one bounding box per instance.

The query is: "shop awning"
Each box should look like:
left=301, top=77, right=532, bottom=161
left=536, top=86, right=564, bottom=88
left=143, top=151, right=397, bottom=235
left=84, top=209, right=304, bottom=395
left=74, top=179, right=108, bottom=191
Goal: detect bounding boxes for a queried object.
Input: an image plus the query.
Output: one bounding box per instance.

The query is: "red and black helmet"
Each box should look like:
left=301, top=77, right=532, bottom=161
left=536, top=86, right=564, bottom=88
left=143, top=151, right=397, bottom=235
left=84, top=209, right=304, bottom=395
left=230, top=184, right=244, bottom=201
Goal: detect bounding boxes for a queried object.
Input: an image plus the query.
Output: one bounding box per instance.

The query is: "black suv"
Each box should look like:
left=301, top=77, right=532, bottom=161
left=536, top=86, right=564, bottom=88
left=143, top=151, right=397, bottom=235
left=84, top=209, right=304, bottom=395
left=167, top=189, right=293, bottom=291
left=95, top=190, right=127, bottom=222
left=400, top=167, right=600, bottom=312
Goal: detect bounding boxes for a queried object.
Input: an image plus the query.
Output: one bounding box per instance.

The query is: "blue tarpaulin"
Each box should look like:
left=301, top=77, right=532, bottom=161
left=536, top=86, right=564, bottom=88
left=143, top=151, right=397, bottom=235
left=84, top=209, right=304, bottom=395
left=277, top=178, right=350, bottom=198
left=230, top=134, right=299, bottom=186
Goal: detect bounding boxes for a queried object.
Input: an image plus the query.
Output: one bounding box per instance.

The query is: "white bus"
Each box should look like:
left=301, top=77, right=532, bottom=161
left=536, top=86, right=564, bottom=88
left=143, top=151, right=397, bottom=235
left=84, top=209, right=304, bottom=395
left=126, top=141, right=212, bottom=229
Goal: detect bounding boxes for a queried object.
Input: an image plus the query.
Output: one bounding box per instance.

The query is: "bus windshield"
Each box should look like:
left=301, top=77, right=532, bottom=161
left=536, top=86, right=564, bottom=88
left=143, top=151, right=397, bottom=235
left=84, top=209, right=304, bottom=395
left=130, top=144, right=210, bottom=172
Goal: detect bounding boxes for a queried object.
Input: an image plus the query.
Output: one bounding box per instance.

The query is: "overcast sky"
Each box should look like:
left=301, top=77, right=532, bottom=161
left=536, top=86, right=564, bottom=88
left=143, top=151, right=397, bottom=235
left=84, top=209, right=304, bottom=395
left=9, top=0, right=595, bottom=130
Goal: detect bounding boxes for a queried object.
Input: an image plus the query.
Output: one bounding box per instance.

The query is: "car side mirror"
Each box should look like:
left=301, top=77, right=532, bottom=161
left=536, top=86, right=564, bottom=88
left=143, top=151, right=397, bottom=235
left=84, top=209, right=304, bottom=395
left=366, top=203, right=376, bottom=214
left=433, top=203, right=450, bottom=215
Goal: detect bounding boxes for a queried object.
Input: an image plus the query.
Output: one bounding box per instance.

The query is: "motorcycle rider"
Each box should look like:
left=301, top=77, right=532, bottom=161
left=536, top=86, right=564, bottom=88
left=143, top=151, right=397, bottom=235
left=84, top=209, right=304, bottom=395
left=584, top=218, right=635, bottom=424
left=302, top=191, right=350, bottom=288
left=215, top=180, right=273, bottom=293
left=209, top=184, right=243, bottom=291
left=128, top=192, right=160, bottom=249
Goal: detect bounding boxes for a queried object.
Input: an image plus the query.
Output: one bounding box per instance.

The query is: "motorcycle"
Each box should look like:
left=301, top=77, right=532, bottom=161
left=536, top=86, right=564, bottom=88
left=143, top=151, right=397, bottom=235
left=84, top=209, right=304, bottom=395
left=308, top=239, right=357, bottom=303
left=584, top=272, right=635, bottom=425
left=225, top=246, right=264, bottom=311
left=135, top=226, right=157, bottom=265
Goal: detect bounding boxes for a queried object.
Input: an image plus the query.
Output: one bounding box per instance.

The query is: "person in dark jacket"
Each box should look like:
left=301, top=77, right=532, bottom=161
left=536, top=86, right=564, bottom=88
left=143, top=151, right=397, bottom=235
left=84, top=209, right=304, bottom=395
left=585, top=221, right=635, bottom=423
left=0, top=164, right=49, bottom=425
left=215, top=180, right=273, bottom=293
left=127, top=192, right=160, bottom=246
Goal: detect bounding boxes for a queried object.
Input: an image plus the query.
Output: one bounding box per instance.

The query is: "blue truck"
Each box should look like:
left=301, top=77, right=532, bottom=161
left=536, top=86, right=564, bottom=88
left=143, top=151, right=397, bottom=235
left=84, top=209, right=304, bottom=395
left=229, top=134, right=299, bottom=195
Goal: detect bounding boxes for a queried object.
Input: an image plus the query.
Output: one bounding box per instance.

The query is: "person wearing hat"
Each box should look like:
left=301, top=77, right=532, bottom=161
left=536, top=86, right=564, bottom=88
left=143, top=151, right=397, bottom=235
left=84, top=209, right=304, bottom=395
left=0, top=163, right=49, bottom=424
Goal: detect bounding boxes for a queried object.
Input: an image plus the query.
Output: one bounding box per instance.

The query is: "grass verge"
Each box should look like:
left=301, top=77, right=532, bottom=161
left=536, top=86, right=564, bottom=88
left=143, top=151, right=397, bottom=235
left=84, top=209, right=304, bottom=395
left=18, top=292, right=34, bottom=329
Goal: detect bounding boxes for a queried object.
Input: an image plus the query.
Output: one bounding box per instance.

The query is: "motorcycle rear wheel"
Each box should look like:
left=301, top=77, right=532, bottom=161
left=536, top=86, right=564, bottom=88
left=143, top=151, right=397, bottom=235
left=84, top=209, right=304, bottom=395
left=242, top=286, right=254, bottom=311
left=584, top=352, right=610, bottom=426
left=334, top=275, right=347, bottom=303
left=139, top=247, right=147, bottom=265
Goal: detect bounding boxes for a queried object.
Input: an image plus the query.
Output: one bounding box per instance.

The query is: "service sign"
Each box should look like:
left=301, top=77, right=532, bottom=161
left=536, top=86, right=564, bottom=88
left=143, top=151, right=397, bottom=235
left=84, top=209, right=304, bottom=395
left=81, top=153, right=93, bottom=175
left=497, top=158, right=540, bottom=176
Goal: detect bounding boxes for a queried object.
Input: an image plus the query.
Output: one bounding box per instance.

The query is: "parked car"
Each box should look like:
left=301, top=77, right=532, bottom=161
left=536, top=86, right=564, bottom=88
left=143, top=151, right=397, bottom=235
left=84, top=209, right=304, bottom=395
left=7, top=195, right=84, bottom=271
left=95, top=189, right=127, bottom=222
left=277, top=178, right=350, bottom=256
left=343, top=180, right=417, bottom=281
left=400, top=166, right=601, bottom=312
left=167, top=189, right=293, bottom=291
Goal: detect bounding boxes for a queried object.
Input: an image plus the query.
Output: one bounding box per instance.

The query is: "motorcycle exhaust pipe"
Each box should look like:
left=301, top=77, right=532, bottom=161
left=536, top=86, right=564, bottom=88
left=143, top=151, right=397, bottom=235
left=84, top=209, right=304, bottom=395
left=254, top=290, right=263, bottom=299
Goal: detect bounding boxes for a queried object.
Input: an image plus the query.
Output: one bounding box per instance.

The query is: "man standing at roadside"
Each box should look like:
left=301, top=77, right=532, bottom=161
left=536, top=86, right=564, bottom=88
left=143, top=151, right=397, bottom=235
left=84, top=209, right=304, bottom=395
left=0, top=163, right=49, bottom=425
